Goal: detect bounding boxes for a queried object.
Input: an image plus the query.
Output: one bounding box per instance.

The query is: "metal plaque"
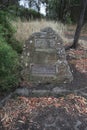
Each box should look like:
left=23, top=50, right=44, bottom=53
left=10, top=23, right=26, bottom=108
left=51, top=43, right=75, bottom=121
left=31, top=64, right=56, bottom=77
left=35, top=39, right=55, bottom=48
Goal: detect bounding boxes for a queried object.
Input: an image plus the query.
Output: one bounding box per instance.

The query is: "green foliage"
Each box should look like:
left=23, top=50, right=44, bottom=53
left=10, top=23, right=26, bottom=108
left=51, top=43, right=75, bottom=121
left=19, top=7, right=44, bottom=20
left=10, top=38, right=23, bottom=53
left=70, top=0, right=81, bottom=5
left=0, top=11, right=14, bottom=38
left=47, top=0, right=60, bottom=20
left=46, top=0, right=82, bottom=23
left=0, top=10, right=22, bottom=91
left=0, top=10, right=22, bottom=53
left=4, top=5, right=19, bottom=20
left=0, top=36, right=20, bottom=91
left=66, top=17, right=72, bottom=24
left=65, top=12, right=72, bottom=24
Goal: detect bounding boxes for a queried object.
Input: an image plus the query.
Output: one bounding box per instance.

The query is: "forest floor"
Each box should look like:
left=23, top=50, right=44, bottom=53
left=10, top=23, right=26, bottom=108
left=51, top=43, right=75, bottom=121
left=0, top=24, right=87, bottom=130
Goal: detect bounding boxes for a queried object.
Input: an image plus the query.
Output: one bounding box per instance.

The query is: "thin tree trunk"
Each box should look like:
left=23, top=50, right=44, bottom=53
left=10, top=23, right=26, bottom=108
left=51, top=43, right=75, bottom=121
left=72, top=0, right=87, bottom=49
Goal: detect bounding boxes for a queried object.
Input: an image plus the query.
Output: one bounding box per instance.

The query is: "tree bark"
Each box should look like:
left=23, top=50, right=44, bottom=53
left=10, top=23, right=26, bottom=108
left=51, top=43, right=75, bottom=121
left=72, top=0, right=87, bottom=49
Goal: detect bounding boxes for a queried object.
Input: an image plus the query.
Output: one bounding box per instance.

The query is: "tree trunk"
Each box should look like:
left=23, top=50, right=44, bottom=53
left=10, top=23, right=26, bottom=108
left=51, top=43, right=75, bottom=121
left=72, top=0, right=87, bottom=49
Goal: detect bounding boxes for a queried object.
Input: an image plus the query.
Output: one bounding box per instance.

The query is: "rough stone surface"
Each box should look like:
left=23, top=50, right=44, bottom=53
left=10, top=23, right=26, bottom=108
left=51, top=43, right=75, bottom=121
left=21, top=27, right=73, bottom=83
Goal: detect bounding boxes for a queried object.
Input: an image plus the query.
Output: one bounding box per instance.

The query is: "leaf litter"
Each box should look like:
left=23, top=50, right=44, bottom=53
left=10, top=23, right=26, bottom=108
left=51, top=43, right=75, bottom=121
left=0, top=94, right=87, bottom=129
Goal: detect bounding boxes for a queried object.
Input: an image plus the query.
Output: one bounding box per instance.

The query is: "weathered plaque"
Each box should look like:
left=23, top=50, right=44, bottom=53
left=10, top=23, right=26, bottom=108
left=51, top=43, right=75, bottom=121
left=35, top=39, right=55, bottom=48
left=21, top=27, right=73, bottom=83
left=31, top=64, right=56, bottom=77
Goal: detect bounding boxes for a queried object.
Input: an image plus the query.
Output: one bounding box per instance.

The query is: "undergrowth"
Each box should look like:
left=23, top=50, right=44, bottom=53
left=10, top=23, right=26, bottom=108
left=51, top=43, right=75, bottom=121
left=0, top=11, right=21, bottom=91
left=12, top=19, right=67, bottom=44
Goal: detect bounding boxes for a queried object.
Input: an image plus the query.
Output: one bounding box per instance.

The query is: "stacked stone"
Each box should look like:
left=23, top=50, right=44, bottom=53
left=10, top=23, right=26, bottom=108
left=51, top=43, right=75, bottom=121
left=21, top=27, right=73, bottom=83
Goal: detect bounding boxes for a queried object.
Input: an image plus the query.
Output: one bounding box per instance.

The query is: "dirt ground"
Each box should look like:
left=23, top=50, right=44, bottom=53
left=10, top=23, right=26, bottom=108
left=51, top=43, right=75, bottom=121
left=0, top=94, right=87, bottom=130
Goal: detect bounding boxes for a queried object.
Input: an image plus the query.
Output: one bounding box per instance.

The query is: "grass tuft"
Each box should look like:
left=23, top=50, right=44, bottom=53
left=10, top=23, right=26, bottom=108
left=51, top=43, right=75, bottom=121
left=12, top=19, right=87, bottom=49
left=12, top=19, right=67, bottom=44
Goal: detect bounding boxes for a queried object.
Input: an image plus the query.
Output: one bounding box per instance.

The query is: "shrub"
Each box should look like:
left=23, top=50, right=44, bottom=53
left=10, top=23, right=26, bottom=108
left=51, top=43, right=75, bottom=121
left=0, top=11, right=14, bottom=41
left=0, top=10, right=22, bottom=54
left=19, top=8, right=44, bottom=21
left=0, top=36, right=20, bottom=91
left=0, top=10, right=22, bottom=91
left=9, top=37, right=23, bottom=53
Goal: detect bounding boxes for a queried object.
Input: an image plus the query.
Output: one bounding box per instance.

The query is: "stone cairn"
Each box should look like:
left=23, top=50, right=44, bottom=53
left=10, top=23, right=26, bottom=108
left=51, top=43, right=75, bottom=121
left=21, top=27, right=73, bottom=84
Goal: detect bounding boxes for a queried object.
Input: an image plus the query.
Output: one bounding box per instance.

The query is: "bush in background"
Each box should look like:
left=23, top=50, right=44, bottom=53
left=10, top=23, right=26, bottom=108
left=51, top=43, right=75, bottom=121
left=0, top=10, right=22, bottom=54
left=0, top=36, right=20, bottom=91
left=0, top=10, right=22, bottom=91
left=19, top=7, right=44, bottom=21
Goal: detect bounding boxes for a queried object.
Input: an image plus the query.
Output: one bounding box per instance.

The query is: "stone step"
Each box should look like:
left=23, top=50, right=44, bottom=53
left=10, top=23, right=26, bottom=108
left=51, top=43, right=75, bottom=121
left=15, top=87, right=71, bottom=97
